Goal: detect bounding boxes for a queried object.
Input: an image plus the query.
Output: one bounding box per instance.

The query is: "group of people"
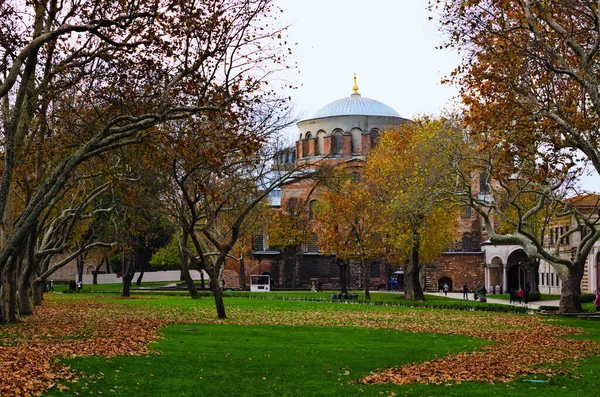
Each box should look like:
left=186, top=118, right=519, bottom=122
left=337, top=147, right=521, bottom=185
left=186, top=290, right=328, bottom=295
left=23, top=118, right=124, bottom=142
left=310, top=280, right=323, bottom=292
left=68, top=280, right=83, bottom=293
left=509, top=287, right=530, bottom=304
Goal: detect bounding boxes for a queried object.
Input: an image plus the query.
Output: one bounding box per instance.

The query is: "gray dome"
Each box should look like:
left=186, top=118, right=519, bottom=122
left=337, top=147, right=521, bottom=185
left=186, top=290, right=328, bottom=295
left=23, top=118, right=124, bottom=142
left=309, top=93, right=400, bottom=120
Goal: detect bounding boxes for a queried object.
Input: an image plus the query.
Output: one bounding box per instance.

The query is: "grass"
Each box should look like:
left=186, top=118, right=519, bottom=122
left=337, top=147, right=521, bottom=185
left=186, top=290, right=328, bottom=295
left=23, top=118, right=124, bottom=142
left=46, top=324, right=486, bottom=397
left=28, top=292, right=599, bottom=396
left=35, top=293, right=600, bottom=397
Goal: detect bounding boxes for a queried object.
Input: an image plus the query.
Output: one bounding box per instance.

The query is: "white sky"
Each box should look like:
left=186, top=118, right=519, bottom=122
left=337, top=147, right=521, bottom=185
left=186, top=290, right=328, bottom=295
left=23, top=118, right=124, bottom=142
left=276, top=0, right=459, bottom=121
left=275, top=0, right=599, bottom=192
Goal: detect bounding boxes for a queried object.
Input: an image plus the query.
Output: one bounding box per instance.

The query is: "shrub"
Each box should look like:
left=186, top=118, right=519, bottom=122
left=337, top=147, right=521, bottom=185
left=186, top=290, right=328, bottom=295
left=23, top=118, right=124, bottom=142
left=581, top=293, right=596, bottom=303
left=527, top=291, right=541, bottom=301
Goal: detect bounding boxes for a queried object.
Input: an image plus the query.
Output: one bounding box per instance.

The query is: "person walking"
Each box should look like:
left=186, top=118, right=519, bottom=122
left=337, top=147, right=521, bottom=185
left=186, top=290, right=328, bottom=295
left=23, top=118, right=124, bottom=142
left=463, top=284, right=468, bottom=300
left=443, top=283, right=449, bottom=297
left=517, top=287, right=524, bottom=304
left=595, top=292, right=600, bottom=312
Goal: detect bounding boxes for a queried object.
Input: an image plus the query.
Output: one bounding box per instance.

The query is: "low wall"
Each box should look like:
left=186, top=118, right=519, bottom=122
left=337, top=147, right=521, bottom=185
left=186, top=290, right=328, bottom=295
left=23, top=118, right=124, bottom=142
left=82, top=270, right=210, bottom=285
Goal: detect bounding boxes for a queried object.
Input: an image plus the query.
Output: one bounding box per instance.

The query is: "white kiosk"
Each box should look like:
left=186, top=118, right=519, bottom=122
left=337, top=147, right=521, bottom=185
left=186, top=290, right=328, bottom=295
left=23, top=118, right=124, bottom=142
left=250, top=274, right=271, bottom=292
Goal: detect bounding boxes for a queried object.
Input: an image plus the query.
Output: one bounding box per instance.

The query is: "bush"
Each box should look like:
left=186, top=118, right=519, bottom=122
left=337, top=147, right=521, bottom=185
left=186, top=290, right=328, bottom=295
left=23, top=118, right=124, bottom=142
left=527, top=291, right=541, bottom=301
left=581, top=293, right=596, bottom=303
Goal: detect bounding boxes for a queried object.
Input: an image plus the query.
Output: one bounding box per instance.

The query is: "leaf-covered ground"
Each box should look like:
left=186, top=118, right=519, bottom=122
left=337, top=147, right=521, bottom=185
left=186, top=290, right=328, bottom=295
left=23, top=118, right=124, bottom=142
left=0, top=294, right=598, bottom=396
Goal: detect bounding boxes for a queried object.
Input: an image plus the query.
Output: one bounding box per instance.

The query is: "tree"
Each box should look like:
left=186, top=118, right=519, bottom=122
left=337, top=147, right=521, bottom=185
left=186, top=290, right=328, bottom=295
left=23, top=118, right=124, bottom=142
left=267, top=197, right=313, bottom=289
left=435, top=0, right=600, bottom=312
left=0, top=0, right=289, bottom=322
left=314, top=175, right=383, bottom=300
left=366, top=119, right=460, bottom=301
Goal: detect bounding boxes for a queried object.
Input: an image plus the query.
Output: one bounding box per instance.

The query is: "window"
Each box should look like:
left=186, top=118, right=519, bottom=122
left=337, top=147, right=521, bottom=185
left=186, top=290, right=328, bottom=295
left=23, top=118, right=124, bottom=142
left=252, top=232, right=265, bottom=251
left=351, top=172, right=360, bottom=182
left=370, top=262, right=381, bottom=278
left=370, top=130, right=380, bottom=148
left=307, top=234, right=319, bottom=253
left=309, top=200, right=317, bottom=219
left=329, top=261, right=340, bottom=277
left=303, top=133, right=312, bottom=157
left=286, top=197, right=298, bottom=212
left=479, top=173, right=490, bottom=194
left=462, top=232, right=473, bottom=252
left=463, top=206, right=472, bottom=218
left=333, top=131, right=343, bottom=155
left=310, top=261, right=319, bottom=275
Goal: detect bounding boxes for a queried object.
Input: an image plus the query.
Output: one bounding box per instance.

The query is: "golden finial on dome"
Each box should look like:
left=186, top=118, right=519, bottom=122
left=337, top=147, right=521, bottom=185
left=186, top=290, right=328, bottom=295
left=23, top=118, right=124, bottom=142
left=352, top=73, right=359, bottom=95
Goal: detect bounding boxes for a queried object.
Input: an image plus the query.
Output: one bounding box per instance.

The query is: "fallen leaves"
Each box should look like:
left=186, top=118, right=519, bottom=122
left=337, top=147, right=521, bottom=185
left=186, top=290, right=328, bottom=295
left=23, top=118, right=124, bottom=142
left=0, top=294, right=598, bottom=396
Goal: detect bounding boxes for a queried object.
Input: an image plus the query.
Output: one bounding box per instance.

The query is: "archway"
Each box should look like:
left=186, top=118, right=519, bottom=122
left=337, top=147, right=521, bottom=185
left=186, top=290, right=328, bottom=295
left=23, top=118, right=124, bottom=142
left=507, top=265, right=527, bottom=291
left=507, top=249, right=530, bottom=291
left=438, top=276, right=452, bottom=292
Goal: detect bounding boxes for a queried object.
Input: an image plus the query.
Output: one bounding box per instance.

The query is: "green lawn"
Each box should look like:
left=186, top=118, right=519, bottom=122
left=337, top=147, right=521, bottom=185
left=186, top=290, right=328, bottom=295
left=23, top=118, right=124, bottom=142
left=28, top=292, right=600, bottom=397
left=46, top=324, right=487, bottom=397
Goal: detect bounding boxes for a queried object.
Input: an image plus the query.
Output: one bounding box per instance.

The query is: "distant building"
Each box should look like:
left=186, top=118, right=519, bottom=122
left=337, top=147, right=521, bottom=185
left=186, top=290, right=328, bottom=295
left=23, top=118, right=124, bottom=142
left=225, top=76, right=487, bottom=291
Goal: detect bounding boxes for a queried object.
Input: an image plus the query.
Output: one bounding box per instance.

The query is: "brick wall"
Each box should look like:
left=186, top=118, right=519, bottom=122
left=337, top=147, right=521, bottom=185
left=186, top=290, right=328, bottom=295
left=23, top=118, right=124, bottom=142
left=425, top=253, right=484, bottom=292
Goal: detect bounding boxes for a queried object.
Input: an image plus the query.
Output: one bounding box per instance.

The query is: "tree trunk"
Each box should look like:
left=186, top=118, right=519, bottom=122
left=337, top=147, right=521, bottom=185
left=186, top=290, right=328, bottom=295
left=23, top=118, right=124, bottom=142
left=121, top=252, right=135, bottom=297
left=558, top=264, right=584, bottom=314
left=211, top=263, right=227, bottom=319
left=239, top=256, right=246, bottom=291
left=182, top=259, right=200, bottom=299
left=76, top=254, right=84, bottom=283
left=362, top=258, right=370, bottom=300
left=17, top=274, right=33, bottom=316
left=404, top=241, right=425, bottom=301
left=179, top=231, right=199, bottom=298
left=200, top=270, right=205, bottom=290
left=92, top=256, right=107, bottom=285
left=32, top=280, right=44, bottom=306
left=18, top=226, right=37, bottom=315
left=135, top=260, right=145, bottom=286
left=339, top=260, right=348, bottom=294
left=292, top=246, right=302, bottom=289
left=0, top=256, right=20, bottom=323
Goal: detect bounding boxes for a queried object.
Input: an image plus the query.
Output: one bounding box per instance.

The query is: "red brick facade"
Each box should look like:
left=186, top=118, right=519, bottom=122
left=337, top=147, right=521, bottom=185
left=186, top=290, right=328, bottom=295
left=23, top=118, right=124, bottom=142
left=425, top=253, right=485, bottom=292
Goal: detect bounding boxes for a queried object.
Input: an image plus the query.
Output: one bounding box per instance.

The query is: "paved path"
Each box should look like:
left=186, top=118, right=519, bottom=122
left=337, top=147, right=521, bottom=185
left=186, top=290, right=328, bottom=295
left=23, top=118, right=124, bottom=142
left=424, top=291, right=561, bottom=310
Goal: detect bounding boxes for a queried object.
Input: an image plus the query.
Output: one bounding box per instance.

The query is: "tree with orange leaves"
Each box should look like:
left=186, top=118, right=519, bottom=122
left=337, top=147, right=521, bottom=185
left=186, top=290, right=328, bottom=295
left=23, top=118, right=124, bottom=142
left=435, top=0, right=600, bottom=312
left=314, top=175, right=383, bottom=300
left=0, top=0, right=293, bottom=322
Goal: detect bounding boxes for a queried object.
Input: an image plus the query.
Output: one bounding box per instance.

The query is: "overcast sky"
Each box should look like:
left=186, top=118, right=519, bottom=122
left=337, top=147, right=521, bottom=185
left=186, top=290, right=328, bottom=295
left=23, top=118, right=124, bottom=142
left=276, top=0, right=459, bottom=121
left=275, top=0, right=599, bottom=191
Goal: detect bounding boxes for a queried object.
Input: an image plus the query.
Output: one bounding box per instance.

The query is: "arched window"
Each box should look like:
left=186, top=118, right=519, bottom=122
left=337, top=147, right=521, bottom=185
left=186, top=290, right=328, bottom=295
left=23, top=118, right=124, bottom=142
left=253, top=232, right=265, bottom=251
left=370, top=262, right=381, bottom=278
left=310, top=261, right=319, bottom=276
left=329, top=261, right=340, bottom=277
left=462, top=232, right=473, bottom=252
left=479, top=172, right=491, bottom=193
left=309, top=200, right=317, bottom=218
left=333, top=131, right=343, bottom=155
left=370, top=129, right=380, bottom=149
left=307, top=233, right=319, bottom=253
left=317, top=131, right=326, bottom=156
left=463, top=206, right=472, bottom=218
left=351, top=128, right=362, bottom=153
left=303, top=132, right=312, bottom=157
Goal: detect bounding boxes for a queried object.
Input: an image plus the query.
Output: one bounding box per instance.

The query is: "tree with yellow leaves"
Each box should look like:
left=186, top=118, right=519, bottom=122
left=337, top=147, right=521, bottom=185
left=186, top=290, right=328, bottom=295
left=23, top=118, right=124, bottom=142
left=367, top=118, right=461, bottom=300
